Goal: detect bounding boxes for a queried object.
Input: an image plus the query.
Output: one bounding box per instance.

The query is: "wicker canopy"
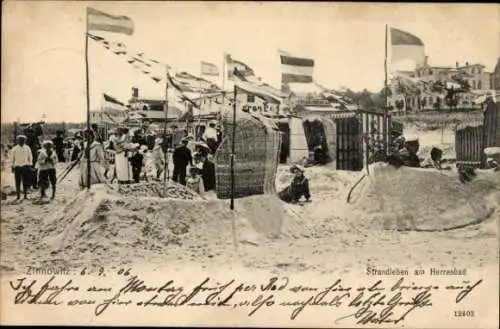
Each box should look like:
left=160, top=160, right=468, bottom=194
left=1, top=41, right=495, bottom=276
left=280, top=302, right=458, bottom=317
left=215, top=112, right=281, bottom=199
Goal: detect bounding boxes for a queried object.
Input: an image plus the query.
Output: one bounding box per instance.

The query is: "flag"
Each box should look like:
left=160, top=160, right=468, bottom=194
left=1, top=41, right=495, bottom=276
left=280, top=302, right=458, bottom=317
left=279, top=50, right=314, bottom=84
left=232, top=71, right=282, bottom=104
left=390, top=27, right=425, bottom=65
left=201, top=61, right=219, bottom=76
left=102, top=93, right=127, bottom=123
left=87, top=7, right=134, bottom=35
left=166, top=73, right=200, bottom=108
left=226, top=54, right=256, bottom=82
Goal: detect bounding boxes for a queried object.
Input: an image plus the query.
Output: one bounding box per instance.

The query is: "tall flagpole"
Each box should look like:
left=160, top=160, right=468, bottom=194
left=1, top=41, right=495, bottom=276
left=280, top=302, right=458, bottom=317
left=85, top=9, right=91, bottom=189
left=198, top=79, right=203, bottom=140
left=230, top=84, right=237, bottom=210
left=384, top=24, right=389, bottom=156
left=163, top=66, right=169, bottom=193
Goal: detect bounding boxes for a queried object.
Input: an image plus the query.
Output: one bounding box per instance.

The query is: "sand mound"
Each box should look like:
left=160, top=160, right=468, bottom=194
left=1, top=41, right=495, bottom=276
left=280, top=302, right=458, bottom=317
left=37, top=185, right=268, bottom=267
left=351, top=164, right=500, bottom=231
left=117, top=181, right=202, bottom=199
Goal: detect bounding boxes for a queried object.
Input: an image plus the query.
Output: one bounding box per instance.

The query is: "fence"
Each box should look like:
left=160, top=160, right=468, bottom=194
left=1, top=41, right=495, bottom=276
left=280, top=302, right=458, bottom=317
left=483, top=102, right=500, bottom=148
left=455, top=122, right=485, bottom=169
left=328, top=110, right=391, bottom=171
left=454, top=101, right=500, bottom=169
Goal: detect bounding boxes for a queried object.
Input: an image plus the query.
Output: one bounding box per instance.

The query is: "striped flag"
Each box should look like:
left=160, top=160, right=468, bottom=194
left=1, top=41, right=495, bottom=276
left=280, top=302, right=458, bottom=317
left=87, top=7, right=134, bottom=35
left=279, top=50, right=314, bottom=84
left=201, top=61, right=219, bottom=76
left=390, top=27, right=425, bottom=65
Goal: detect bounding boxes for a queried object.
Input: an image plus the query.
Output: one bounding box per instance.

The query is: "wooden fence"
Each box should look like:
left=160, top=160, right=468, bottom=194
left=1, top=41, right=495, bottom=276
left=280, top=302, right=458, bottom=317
left=328, top=110, right=391, bottom=171
left=455, top=101, right=500, bottom=169
left=483, top=102, right=500, bottom=148
left=455, top=123, right=485, bottom=169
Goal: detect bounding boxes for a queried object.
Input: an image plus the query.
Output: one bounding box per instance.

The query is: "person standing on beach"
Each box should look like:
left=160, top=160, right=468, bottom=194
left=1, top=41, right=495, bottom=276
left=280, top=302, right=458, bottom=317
left=78, top=130, right=106, bottom=189
left=152, top=137, right=165, bottom=180
left=202, top=121, right=219, bottom=154
left=11, top=135, right=32, bottom=200
left=172, top=138, right=193, bottom=185
left=198, top=153, right=216, bottom=192
left=52, top=130, right=66, bottom=163
left=36, top=140, right=58, bottom=199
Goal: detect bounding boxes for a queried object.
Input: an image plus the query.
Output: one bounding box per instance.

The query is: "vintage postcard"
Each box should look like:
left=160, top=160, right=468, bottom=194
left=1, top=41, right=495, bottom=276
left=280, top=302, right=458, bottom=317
left=1, top=1, right=499, bottom=327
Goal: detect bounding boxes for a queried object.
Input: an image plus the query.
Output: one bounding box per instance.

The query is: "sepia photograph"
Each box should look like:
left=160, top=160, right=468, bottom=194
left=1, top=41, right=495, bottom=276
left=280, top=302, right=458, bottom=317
left=1, top=1, right=499, bottom=327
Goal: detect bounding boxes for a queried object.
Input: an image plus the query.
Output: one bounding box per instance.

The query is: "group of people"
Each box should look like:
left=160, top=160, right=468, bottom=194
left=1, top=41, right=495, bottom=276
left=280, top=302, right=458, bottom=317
left=72, top=122, right=219, bottom=198
left=10, top=135, right=58, bottom=201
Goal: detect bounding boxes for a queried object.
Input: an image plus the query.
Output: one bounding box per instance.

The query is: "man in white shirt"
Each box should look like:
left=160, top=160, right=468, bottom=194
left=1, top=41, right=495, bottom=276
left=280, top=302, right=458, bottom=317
left=202, top=121, right=219, bottom=155
left=11, top=135, right=33, bottom=200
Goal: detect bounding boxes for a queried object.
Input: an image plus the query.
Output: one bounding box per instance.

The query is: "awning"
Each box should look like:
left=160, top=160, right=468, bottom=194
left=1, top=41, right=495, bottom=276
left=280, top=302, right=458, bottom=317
left=327, top=111, right=358, bottom=120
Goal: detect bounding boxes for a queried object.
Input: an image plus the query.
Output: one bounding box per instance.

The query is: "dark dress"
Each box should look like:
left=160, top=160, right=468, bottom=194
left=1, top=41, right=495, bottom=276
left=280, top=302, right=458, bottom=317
left=53, top=136, right=66, bottom=162
left=129, top=153, right=144, bottom=183
left=200, top=159, right=216, bottom=191
left=172, top=144, right=192, bottom=185
left=278, top=175, right=311, bottom=203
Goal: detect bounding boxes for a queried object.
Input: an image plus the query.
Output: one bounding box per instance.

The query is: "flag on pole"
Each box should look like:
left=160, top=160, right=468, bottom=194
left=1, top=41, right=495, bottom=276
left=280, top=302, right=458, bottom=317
left=390, top=27, right=425, bottom=65
left=102, top=93, right=128, bottom=123
left=201, top=61, right=219, bottom=76
left=87, top=7, right=134, bottom=35
left=232, top=67, right=282, bottom=104
left=279, top=50, right=314, bottom=84
left=226, top=54, right=257, bottom=82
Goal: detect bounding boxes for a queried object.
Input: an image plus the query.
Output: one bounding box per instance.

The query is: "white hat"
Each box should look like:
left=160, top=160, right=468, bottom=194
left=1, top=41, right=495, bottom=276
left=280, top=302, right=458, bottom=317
left=42, top=140, right=53, bottom=146
left=290, top=164, right=305, bottom=173
left=16, top=135, right=27, bottom=140
left=404, top=136, right=419, bottom=142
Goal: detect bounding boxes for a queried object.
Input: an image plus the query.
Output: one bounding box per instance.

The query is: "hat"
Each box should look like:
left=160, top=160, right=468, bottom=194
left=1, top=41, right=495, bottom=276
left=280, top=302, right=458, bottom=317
left=16, top=135, right=27, bottom=140
left=404, top=136, right=419, bottom=142
left=290, top=164, right=304, bottom=173
left=140, top=145, right=148, bottom=152
left=42, top=140, right=53, bottom=146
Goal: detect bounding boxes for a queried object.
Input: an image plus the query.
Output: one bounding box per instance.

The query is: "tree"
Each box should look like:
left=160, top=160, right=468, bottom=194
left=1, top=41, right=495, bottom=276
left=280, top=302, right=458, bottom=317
left=430, top=80, right=445, bottom=94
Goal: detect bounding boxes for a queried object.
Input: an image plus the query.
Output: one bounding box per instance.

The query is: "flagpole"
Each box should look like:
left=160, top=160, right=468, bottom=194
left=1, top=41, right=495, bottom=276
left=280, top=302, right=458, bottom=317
left=384, top=24, right=389, bottom=156
left=198, top=79, right=202, bottom=140
left=163, top=66, right=169, bottom=192
left=85, top=9, right=91, bottom=189
left=230, top=84, right=237, bottom=210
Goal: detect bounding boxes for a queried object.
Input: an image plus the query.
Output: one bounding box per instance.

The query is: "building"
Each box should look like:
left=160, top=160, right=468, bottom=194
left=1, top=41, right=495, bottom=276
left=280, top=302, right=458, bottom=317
left=390, top=57, right=492, bottom=112
left=491, top=58, right=500, bottom=91
left=127, top=87, right=184, bottom=123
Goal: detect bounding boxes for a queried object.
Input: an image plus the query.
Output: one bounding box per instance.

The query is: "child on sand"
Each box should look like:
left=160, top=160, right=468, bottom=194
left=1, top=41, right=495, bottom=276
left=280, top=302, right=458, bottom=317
left=186, top=167, right=205, bottom=196
left=278, top=164, right=311, bottom=204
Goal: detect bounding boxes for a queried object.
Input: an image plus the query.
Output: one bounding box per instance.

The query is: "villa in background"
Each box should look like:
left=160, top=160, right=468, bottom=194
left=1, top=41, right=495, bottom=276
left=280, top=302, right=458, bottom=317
left=390, top=56, right=497, bottom=113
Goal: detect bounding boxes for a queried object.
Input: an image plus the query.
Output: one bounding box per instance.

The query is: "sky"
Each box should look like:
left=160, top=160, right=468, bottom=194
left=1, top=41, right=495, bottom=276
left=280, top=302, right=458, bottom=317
left=2, top=2, right=499, bottom=123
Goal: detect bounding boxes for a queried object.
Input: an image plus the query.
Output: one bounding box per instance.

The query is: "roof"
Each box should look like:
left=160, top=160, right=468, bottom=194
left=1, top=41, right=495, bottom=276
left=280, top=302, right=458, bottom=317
left=288, top=82, right=324, bottom=95
left=297, top=105, right=340, bottom=113
left=327, top=111, right=358, bottom=120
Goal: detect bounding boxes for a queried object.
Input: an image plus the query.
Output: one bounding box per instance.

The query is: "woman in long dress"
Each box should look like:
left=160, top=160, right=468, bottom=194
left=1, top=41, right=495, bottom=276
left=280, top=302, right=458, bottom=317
left=79, top=130, right=106, bottom=189
left=114, top=127, right=133, bottom=184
